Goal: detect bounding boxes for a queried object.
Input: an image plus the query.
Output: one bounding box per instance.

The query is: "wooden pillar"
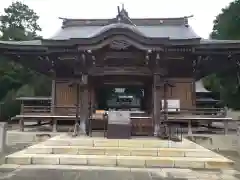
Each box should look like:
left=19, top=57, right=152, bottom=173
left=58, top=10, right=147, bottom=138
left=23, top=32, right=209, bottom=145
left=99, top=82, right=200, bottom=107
left=79, top=86, right=89, bottom=135
left=51, top=77, right=57, bottom=132
left=51, top=79, right=56, bottom=114
left=163, top=82, right=168, bottom=122
left=72, top=74, right=88, bottom=136
left=73, top=82, right=80, bottom=134
left=188, top=120, right=193, bottom=136
left=153, top=74, right=161, bottom=136
left=89, top=86, right=95, bottom=117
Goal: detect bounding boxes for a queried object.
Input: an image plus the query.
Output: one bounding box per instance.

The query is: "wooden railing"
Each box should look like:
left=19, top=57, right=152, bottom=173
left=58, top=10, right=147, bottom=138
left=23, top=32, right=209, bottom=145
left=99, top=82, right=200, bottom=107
left=164, top=107, right=226, bottom=117
left=54, top=106, right=81, bottom=116
left=22, top=105, right=81, bottom=116
left=21, top=105, right=226, bottom=118
left=18, top=105, right=232, bottom=135
left=22, top=106, right=51, bottom=114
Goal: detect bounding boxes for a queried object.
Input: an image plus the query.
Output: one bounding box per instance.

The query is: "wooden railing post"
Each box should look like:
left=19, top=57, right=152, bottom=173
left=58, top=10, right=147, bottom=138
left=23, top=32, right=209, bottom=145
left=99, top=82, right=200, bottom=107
left=224, top=119, right=229, bottom=135
left=19, top=101, right=24, bottom=132
left=187, top=119, right=193, bottom=136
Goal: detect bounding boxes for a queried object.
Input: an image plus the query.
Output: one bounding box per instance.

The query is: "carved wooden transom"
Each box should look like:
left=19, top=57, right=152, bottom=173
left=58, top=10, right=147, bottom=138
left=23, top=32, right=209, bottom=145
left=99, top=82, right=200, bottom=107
left=109, top=40, right=130, bottom=50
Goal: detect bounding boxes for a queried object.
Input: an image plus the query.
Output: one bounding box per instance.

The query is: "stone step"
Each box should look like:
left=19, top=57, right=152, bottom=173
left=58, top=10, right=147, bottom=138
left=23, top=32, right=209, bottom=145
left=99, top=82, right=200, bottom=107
left=5, top=153, right=233, bottom=169
left=43, top=137, right=200, bottom=149
left=25, top=145, right=220, bottom=158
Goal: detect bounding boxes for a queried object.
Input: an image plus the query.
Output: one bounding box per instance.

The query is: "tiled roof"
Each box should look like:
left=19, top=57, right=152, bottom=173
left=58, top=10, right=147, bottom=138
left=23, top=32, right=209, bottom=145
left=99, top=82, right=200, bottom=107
left=51, top=12, right=199, bottom=40
left=51, top=23, right=200, bottom=40
left=0, top=40, right=42, bottom=46
left=200, top=39, right=240, bottom=44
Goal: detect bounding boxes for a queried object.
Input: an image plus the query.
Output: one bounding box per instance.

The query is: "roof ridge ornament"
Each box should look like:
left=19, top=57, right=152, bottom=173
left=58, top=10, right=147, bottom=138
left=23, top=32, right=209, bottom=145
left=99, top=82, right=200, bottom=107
left=183, top=15, right=193, bottom=27
left=116, top=4, right=136, bottom=26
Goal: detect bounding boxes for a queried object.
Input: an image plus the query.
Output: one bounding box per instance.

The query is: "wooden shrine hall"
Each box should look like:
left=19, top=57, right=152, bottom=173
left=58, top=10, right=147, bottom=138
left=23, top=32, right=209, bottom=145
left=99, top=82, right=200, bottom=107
left=2, top=6, right=240, bottom=138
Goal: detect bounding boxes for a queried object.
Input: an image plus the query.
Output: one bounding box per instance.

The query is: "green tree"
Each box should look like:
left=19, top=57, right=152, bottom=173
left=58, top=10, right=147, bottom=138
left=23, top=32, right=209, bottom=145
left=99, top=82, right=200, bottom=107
left=0, top=1, right=50, bottom=120
left=211, top=0, right=240, bottom=40
left=205, top=0, right=240, bottom=109
left=0, top=1, right=41, bottom=40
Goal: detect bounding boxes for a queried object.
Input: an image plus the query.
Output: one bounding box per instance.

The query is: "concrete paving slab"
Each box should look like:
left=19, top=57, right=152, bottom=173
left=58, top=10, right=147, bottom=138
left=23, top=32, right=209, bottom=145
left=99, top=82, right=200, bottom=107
left=0, top=167, right=239, bottom=180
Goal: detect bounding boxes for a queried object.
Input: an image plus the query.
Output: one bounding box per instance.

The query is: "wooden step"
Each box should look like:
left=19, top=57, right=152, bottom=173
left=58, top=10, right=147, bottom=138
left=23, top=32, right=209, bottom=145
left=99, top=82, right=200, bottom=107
left=25, top=145, right=221, bottom=158
left=5, top=153, right=233, bottom=169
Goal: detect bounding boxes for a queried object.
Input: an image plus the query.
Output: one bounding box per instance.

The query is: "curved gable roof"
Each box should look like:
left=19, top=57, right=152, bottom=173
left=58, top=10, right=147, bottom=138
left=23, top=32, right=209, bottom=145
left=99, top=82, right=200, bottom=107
left=51, top=24, right=199, bottom=40
left=90, top=23, right=145, bottom=37
left=51, top=16, right=200, bottom=40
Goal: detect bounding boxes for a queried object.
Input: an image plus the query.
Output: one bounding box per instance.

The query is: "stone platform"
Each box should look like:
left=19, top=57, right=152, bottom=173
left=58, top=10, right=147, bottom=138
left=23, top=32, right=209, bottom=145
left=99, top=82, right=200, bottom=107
left=4, top=134, right=234, bottom=169
left=1, top=165, right=240, bottom=180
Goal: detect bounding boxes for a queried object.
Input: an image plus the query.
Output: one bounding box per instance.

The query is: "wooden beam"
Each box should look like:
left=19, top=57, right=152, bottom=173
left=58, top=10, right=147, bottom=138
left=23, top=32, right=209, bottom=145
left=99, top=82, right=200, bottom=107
left=104, top=51, right=143, bottom=59
left=2, top=50, right=47, bottom=55
left=89, top=66, right=152, bottom=76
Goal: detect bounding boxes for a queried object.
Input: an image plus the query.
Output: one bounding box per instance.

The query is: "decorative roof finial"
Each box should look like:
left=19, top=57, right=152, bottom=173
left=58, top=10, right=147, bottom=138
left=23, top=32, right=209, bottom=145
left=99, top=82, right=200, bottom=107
left=120, top=4, right=129, bottom=18
left=117, top=6, right=120, bottom=14
left=115, top=4, right=134, bottom=25
left=117, top=6, right=121, bottom=22
left=121, top=3, right=124, bottom=10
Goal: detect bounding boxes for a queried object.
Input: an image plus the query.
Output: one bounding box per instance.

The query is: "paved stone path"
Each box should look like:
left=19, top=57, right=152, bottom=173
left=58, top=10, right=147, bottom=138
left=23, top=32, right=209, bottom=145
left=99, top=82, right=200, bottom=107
left=0, top=167, right=240, bottom=180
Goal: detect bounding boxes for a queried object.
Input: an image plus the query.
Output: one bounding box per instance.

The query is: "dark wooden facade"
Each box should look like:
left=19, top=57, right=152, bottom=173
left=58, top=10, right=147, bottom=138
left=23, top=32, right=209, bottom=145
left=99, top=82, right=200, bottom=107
left=2, top=6, right=240, bottom=134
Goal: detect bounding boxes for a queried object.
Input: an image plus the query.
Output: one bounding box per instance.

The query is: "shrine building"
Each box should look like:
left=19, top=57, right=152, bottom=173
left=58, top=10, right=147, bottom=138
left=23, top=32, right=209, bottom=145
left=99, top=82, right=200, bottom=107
left=2, top=6, right=240, bottom=136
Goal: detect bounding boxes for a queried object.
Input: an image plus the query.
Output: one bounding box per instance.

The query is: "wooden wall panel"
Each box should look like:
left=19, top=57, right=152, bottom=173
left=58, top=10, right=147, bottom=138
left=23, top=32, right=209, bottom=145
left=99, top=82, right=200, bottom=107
left=53, top=77, right=195, bottom=114
left=158, top=78, right=195, bottom=109
left=144, top=86, right=152, bottom=113
left=55, top=82, right=76, bottom=106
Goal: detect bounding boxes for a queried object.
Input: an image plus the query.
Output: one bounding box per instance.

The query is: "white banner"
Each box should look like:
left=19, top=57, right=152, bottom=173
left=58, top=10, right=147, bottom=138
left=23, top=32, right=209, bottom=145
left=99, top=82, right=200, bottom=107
left=161, top=99, right=180, bottom=112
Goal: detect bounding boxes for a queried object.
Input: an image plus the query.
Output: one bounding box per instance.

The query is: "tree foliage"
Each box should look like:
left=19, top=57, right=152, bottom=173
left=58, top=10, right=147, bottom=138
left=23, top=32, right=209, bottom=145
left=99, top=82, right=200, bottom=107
left=0, top=1, right=41, bottom=40
left=0, top=1, right=50, bottom=121
left=211, top=0, right=240, bottom=40
left=205, top=0, right=240, bottom=109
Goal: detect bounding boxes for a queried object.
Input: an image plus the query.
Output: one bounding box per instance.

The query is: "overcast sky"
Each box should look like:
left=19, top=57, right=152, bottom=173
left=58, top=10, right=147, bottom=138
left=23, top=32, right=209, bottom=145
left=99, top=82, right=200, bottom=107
left=0, top=0, right=233, bottom=39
